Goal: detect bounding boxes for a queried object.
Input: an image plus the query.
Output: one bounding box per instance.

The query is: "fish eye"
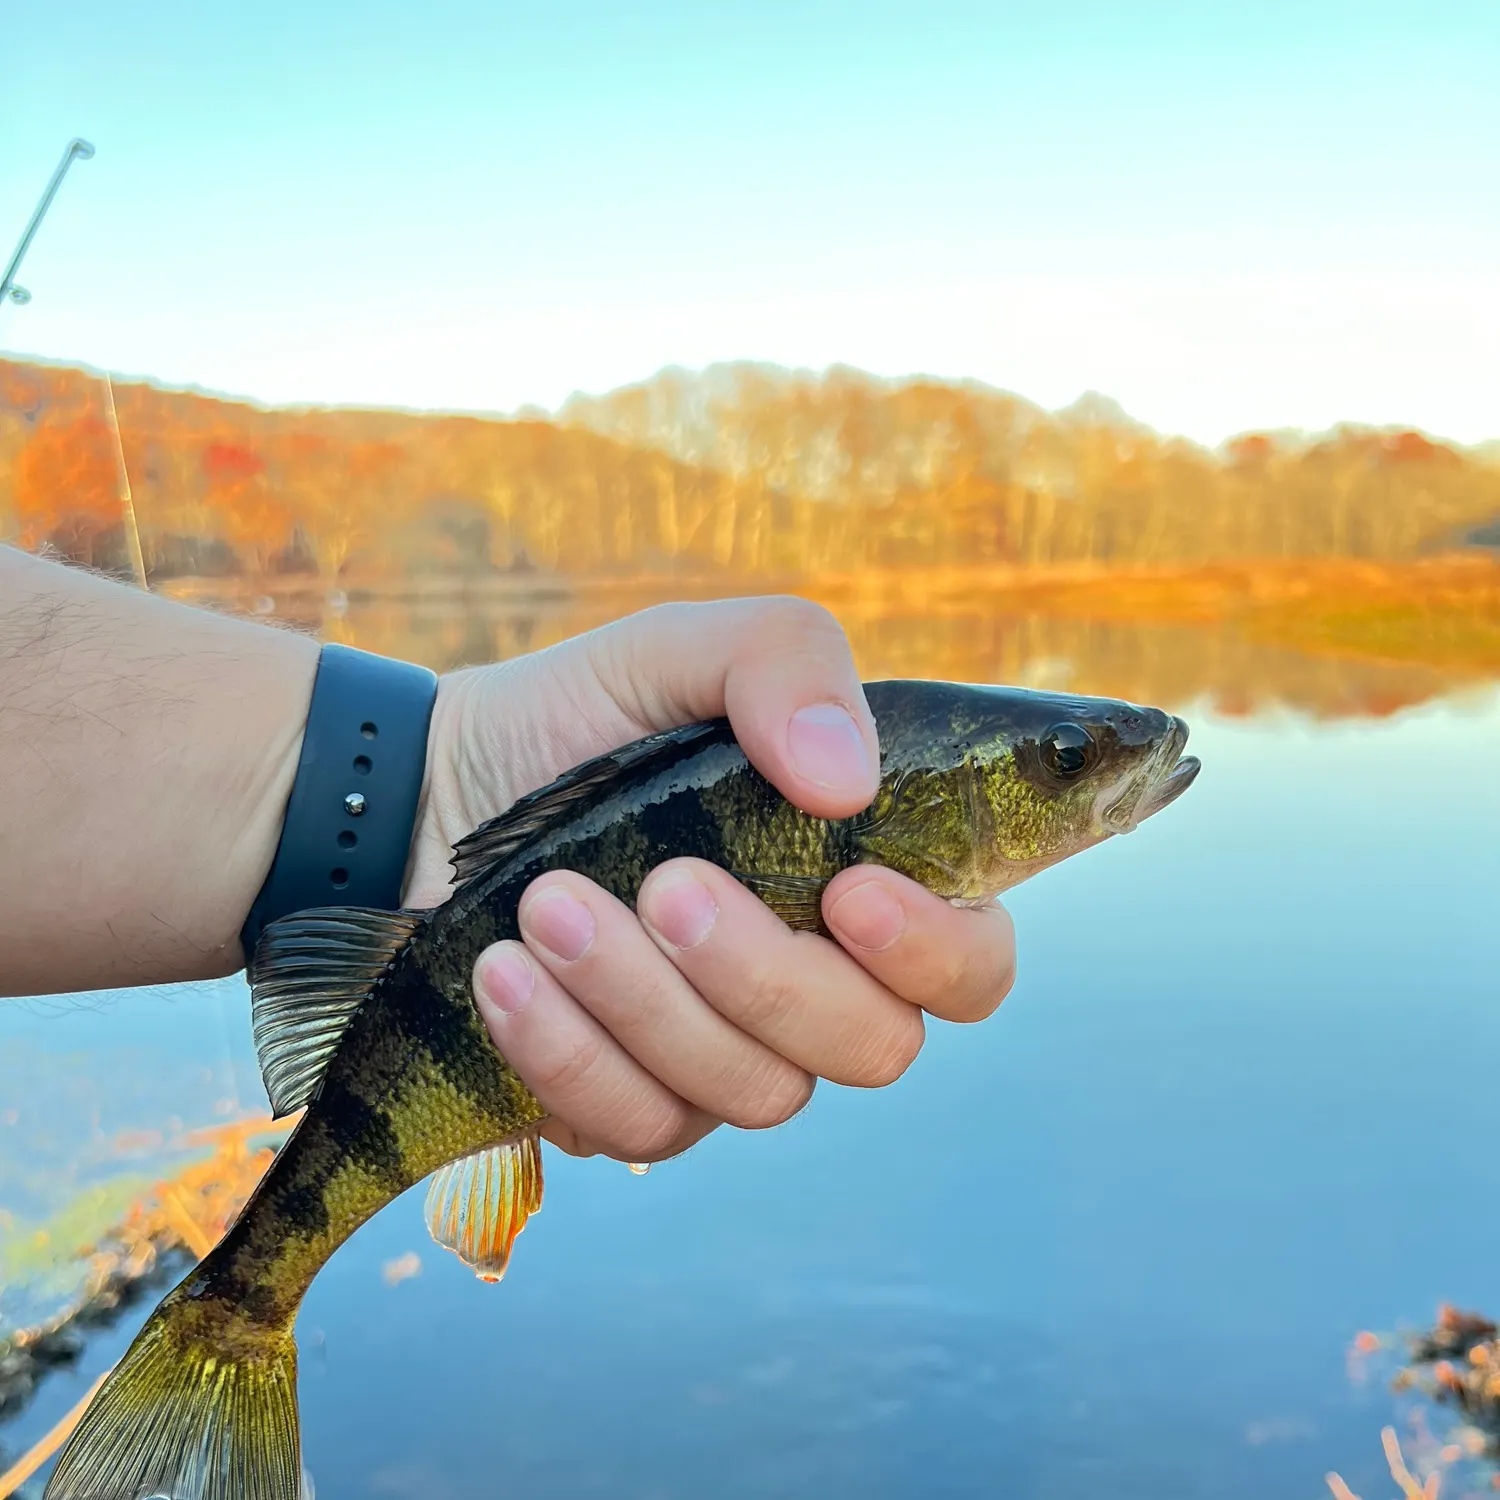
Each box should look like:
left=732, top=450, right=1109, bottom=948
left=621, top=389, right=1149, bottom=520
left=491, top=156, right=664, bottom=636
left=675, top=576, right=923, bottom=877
left=1040, top=723, right=1095, bottom=779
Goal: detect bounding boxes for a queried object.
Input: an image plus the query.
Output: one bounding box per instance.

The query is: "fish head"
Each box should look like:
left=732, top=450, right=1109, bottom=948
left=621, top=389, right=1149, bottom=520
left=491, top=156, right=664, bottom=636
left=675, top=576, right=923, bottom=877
left=854, top=681, right=1200, bottom=903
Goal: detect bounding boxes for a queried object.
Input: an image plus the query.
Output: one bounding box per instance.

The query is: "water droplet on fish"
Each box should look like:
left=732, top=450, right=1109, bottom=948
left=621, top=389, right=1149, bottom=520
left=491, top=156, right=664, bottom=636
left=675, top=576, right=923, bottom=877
left=627, top=1162, right=650, bottom=1176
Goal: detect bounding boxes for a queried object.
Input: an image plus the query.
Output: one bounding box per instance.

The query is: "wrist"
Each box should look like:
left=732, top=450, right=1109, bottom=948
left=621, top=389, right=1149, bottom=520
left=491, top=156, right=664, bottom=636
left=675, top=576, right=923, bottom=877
left=203, top=624, right=322, bottom=974
left=401, top=667, right=493, bottom=909
left=241, top=644, right=439, bottom=961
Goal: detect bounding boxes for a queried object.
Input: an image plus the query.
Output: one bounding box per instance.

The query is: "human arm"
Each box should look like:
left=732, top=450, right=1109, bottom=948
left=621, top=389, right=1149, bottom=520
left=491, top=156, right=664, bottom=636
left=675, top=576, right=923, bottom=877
left=0, top=550, right=1016, bottom=1160
left=0, top=545, right=319, bottom=995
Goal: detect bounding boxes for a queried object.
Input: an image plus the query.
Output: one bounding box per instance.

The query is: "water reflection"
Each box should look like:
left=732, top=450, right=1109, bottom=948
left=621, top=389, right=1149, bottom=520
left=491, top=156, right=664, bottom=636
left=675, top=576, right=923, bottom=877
left=3, top=603, right=1499, bottom=1499
left=170, top=578, right=1500, bottom=722
left=0, top=982, right=252, bottom=1334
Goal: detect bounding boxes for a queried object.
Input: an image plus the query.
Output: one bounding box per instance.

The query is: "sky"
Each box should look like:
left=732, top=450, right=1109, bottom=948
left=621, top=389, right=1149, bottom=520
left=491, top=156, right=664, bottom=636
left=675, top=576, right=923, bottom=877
left=3, top=1, right=1497, bottom=446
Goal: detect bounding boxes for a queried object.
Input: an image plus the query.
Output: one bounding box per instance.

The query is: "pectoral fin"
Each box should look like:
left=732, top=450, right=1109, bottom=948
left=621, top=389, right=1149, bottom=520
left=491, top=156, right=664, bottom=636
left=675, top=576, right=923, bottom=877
left=423, top=1132, right=544, bottom=1283
left=732, top=873, right=831, bottom=934
left=249, top=906, right=427, bottom=1117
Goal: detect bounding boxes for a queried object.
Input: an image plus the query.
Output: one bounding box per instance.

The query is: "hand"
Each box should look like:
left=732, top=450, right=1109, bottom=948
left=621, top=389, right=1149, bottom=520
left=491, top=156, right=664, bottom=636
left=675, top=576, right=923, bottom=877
left=406, top=597, right=1017, bottom=1163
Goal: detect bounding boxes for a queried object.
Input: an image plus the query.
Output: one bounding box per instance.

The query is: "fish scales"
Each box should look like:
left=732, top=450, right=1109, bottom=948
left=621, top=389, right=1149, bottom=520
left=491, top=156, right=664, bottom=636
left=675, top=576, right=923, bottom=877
left=184, top=725, right=809, bottom=1332
left=44, top=680, right=1200, bottom=1500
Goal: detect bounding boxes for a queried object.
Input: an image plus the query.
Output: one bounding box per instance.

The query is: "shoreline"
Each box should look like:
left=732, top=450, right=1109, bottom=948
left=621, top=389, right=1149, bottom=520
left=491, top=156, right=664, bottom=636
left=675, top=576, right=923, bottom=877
left=152, top=553, right=1500, bottom=610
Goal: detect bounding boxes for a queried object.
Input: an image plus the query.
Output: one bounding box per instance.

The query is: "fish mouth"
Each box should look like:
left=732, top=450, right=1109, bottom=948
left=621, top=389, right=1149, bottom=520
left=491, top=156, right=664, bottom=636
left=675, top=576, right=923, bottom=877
left=1139, top=750, right=1201, bottom=818
left=1136, top=716, right=1200, bottom=821
left=1097, top=715, right=1201, bottom=833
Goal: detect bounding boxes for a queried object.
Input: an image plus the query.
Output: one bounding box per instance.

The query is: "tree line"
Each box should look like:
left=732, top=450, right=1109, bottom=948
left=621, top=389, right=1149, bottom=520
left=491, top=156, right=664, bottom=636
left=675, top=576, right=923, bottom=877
left=1, top=356, right=1496, bottom=583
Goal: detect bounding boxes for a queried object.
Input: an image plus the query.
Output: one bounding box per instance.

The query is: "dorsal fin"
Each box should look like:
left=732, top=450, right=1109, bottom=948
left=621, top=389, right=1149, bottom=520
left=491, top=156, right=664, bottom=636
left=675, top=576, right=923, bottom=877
left=250, top=906, right=427, bottom=1117
left=449, top=718, right=731, bottom=894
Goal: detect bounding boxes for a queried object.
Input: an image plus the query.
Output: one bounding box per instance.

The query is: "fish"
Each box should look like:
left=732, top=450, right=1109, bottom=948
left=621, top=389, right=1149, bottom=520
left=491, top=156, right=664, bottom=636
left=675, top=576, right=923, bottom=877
left=44, top=679, right=1199, bottom=1500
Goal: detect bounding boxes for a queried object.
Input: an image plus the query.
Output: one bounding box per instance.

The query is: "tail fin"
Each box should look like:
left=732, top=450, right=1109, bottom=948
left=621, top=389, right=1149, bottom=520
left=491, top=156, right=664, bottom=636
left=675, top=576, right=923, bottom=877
left=44, top=1282, right=300, bottom=1500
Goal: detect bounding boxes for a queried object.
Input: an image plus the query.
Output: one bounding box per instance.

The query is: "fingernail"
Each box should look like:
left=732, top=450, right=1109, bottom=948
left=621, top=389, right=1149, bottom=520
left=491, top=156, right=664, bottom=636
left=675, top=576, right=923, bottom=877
left=788, top=703, right=874, bottom=792
left=477, top=944, right=535, bottom=1015
left=643, top=867, right=719, bottom=949
left=522, top=886, right=596, bottom=962
left=829, top=881, right=906, bottom=952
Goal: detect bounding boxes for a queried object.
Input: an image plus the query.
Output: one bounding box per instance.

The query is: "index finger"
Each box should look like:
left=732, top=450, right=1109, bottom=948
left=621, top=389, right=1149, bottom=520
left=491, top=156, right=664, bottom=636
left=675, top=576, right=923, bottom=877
left=821, top=865, right=1018, bottom=1024
left=587, top=596, right=879, bottom=820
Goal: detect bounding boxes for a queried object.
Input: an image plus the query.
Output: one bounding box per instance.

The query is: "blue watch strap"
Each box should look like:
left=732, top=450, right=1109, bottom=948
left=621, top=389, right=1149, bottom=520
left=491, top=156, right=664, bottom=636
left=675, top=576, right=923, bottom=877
left=240, top=643, right=438, bottom=961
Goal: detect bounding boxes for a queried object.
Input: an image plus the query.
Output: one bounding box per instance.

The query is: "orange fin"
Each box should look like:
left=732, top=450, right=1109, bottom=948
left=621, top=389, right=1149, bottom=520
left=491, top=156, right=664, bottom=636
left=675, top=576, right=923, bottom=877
left=423, top=1132, right=543, bottom=1283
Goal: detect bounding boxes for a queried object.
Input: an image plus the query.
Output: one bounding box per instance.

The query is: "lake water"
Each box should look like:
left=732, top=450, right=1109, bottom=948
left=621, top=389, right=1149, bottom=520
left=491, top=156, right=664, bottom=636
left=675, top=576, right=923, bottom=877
left=3, top=593, right=1499, bottom=1499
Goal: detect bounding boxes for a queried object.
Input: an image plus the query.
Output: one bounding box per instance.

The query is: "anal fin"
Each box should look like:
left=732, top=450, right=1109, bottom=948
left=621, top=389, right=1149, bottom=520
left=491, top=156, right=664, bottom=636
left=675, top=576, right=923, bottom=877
left=423, top=1132, right=543, bottom=1283
left=732, top=872, right=831, bottom=934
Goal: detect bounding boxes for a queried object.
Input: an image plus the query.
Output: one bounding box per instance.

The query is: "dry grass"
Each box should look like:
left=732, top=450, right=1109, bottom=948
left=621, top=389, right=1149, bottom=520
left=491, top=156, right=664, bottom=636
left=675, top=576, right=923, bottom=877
left=1327, top=1426, right=1444, bottom=1499
left=1329, top=1310, right=1500, bottom=1500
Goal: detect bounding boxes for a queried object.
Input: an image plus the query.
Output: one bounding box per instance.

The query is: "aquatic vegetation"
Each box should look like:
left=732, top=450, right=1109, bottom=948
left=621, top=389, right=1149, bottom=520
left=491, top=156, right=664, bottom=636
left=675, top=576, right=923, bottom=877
left=1325, top=1419, right=1494, bottom=1500
left=1393, top=1308, right=1500, bottom=1459
left=0, top=1117, right=288, bottom=1432
left=1326, top=1425, right=1447, bottom=1500
left=0, top=1116, right=289, bottom=1499
left=0, top=1182, right=153, bottom=1323
left=1328, top=1309, right=1500, bottom=1500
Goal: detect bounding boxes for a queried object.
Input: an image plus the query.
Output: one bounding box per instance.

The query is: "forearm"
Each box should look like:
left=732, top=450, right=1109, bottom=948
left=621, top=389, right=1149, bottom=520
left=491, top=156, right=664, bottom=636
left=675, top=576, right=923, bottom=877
left=0, top=549, right=319, bottom=996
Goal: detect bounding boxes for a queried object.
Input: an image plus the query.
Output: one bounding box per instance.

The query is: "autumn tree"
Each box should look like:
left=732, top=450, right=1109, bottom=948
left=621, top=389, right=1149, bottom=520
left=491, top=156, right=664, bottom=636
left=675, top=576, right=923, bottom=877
left=5, top=355, right=1500, bottom=588
left=12, top=414, right=123, bottom=564
left=199, top=438, right=294, bottom=574
left=272, top=431, right=376, bottom=580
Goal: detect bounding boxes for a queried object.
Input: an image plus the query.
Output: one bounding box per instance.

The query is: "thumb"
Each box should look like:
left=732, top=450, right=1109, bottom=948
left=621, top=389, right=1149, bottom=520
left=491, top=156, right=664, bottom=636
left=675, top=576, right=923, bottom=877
left=586, top=596, right=880, bottom=820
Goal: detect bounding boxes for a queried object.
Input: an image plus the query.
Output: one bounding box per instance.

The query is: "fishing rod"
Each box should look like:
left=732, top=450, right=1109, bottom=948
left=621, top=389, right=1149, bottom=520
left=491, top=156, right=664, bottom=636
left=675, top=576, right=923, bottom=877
left=0, top=139, right=148, bottom=591
left=0, top=137, right=95, bottom=311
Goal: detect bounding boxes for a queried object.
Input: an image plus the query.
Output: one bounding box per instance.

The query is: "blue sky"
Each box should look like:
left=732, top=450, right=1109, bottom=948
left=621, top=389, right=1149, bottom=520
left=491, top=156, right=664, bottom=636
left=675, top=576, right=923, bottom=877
left=3, top=1, right=1497, bottom=443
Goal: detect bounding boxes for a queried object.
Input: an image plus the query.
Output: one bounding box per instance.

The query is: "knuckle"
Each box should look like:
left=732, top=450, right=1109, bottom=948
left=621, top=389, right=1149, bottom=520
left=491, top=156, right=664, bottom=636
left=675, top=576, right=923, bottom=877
left=608, top=985, right=660, bottom=1035
left=585, top=958, right=660, bottom=1032
left=753, top=600, right=855, bottom=674
left=722, top=1063, right=815, bottom=1131
left=731, top=965, right=802, bottom=1036
left=530, top=1029, right=606, bottom=1097
left=761, top=595, right=843, bottom=643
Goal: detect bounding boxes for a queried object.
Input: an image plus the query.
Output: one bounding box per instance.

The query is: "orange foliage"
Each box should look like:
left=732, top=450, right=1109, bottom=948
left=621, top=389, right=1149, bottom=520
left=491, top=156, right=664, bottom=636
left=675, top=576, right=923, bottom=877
left=219, top=488, right=295, bottom=572
left=1226, top=433, right=1275, bottom=467
left=201, top=440, right=264, bottom=484
left=11, top=414, right=121, bottom=562
left=0, top=365, right=43, bottom=422
left=1383, top=429, right=1460, bottom=467
left=2, top=356, right=1497, bottom=587
left=201, top=437, right=290, bottom=570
